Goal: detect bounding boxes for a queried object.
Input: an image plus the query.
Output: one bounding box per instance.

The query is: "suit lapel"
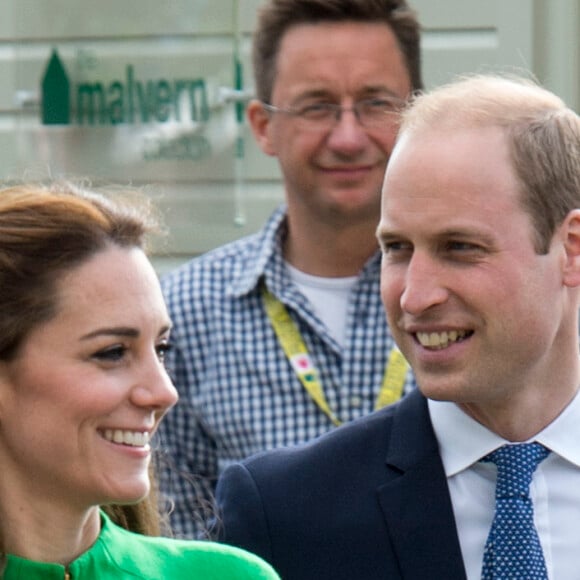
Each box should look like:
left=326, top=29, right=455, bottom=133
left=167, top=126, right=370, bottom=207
left=377, top=391, right=467, bottom=579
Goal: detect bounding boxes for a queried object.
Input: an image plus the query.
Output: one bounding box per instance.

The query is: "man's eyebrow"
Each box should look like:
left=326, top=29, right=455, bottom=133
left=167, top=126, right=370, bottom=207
left=376, top=226, right=496, bottom=246
left=436, top=228, right=496, bottom=246
left=362, top=85, right=403, bottom=97
left=291, top=85, right=401, bottom=104
left=289, top=89, right=334, bottom=104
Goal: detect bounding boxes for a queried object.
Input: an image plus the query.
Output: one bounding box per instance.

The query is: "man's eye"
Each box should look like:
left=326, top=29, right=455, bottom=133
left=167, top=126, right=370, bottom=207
left=298, top=103, right=334, bottom=119
left=447, top=241, right=481, bottom=252
left=93, top=345, right=127, bottom=362
left=382, top=241, right=411, bottom=253
left=361, top=97, right=404, bottom=114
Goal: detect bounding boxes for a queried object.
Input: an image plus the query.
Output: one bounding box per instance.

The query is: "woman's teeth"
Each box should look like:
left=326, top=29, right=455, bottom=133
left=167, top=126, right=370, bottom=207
left=102, top=429, right=149, bottom=447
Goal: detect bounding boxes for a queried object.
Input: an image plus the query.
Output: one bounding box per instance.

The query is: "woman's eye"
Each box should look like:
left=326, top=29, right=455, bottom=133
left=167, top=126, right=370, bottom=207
left=156, top=342, right=173, bottom=363
left=93, top=345, right=127, bottom=362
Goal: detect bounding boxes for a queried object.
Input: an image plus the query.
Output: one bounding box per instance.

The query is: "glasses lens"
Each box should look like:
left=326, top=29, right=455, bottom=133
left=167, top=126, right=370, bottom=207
left=358, top=98, right=403, bottom=127
left=296, top=103, right=337, bottom=131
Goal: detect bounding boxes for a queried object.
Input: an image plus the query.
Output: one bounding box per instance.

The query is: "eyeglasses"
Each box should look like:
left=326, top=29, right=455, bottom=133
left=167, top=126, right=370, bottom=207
left=261, top=96, right=406, bottom=132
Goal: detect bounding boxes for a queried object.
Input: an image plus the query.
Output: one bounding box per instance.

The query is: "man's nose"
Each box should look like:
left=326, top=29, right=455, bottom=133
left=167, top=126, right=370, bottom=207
left=326, top=107, right=369, bottom=153
left=400, top=253, right=449, bottom=315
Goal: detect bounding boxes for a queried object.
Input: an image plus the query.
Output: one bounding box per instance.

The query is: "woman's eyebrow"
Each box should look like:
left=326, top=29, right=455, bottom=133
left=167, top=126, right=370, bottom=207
left=80, top=327, right=139, bottom=341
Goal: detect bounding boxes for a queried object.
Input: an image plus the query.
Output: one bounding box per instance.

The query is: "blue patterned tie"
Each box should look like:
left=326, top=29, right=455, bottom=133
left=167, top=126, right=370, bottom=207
left=481, top=443, right=550, bottom=579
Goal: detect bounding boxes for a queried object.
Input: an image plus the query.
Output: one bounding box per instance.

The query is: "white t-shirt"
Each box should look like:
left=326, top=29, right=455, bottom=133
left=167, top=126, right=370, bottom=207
left=286, top=263, right=357, bottom=348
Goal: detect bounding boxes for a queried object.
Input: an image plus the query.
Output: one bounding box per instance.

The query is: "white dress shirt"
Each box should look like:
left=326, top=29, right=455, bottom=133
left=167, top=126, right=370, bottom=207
left=429, top=391, right=580, bottom=580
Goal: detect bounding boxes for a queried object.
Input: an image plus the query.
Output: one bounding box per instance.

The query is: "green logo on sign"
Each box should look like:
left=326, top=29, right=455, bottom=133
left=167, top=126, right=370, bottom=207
left=41, top=49, right=210, bottom=126
left=42, top=50, right=71, bottom=124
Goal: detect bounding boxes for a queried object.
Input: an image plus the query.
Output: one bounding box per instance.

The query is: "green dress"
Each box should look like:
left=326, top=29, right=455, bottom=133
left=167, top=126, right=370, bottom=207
left=3, top=512, right=280, bottom=579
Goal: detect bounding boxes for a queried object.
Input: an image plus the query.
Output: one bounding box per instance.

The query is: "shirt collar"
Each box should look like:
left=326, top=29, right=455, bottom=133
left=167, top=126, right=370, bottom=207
left=232, top=204, right=288, bottom=297
left=429, top=389, right=580, bottom=477
left=538, top=389, right=580, bottom=467
left=232, top=204, right=383, bottom=300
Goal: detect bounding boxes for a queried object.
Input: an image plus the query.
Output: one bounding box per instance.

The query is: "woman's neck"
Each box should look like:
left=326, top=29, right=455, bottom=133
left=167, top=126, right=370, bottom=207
left=1, top=501, right=101, bottom=566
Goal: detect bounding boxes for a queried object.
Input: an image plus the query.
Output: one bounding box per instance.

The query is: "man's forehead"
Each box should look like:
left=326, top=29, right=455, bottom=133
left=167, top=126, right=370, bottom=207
left=383, top=125, right=513, bottom=195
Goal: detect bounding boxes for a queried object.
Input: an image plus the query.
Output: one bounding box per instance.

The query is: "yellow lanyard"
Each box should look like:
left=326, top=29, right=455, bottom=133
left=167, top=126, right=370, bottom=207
left=262, top=286, right=409, bottom=426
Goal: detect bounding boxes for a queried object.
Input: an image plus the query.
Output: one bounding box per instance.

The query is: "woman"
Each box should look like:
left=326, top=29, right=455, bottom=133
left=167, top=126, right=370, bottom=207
left=0, top=183, right=280, bottom=579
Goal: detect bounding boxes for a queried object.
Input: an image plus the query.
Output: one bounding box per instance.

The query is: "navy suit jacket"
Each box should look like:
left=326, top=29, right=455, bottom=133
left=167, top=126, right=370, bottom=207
left=215, top=389, right=468, bottom=579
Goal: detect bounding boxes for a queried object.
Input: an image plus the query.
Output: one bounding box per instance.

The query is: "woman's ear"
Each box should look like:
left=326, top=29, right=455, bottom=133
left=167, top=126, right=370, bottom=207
left=562, top=209, right=580, bottom=287
left=247, top=99, right=277, bottom=157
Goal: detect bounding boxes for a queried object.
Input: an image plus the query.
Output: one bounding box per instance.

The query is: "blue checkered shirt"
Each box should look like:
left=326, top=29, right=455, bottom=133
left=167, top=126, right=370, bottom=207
left=157, top=205, right=416, bottom=538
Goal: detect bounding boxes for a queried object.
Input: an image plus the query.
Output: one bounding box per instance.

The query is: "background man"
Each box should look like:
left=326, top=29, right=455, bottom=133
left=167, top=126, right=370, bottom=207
left=159, top=0, right=422, bottom=537
left=215, top=74, right=580, bottom=579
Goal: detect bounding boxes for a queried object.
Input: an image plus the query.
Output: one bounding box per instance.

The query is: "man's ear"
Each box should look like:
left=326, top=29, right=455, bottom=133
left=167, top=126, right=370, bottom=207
left=247, top=99, right=277, bottom=157
left=562, top=209, right=580, bottom=287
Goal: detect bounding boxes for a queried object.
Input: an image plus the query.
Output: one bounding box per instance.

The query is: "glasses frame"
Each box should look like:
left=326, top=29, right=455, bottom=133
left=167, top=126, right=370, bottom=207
left=261, top=96, right=407, bottom=131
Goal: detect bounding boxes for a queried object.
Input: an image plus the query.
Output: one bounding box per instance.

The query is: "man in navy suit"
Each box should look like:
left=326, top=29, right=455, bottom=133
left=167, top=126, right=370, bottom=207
left=215, top=74, right=580, bottom=579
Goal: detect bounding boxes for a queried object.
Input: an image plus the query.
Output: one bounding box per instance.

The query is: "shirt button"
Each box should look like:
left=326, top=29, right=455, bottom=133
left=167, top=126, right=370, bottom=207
left=350, top=396, right=362, bottom=408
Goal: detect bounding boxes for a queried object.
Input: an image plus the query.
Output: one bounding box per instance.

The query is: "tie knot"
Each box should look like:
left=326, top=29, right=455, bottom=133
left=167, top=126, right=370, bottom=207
left=482, top=442, right=550, bottom=498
